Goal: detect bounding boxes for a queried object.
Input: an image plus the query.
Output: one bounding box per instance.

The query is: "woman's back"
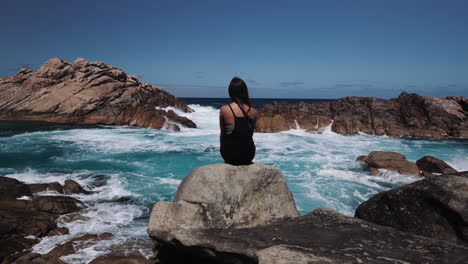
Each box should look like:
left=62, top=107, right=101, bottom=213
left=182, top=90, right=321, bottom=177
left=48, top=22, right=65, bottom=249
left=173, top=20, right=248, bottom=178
left=220, top=102, right=257, bottom=165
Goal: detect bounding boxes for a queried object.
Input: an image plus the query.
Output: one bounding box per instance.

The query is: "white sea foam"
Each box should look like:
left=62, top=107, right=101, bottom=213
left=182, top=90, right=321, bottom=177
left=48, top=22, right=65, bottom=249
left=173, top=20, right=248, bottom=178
left=2, top=103, right=467, bottom=263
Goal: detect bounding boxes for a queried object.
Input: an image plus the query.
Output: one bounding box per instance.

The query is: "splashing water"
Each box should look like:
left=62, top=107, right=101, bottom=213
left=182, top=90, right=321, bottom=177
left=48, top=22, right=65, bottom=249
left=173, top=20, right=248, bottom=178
left=1, top=103, right=467, bottom=263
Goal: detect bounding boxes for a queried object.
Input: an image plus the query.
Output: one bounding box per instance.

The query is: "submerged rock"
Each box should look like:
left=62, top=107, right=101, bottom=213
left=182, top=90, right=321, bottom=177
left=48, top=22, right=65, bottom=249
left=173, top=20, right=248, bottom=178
left=257, top=92, right=468, bottom=139
left=355, top=171, right=468, bottom=245
left=148, top=163, right=299, bottom=240
left=0, top=58, right=196, bottom=130
left=154, top=207, right=468, bottom=264
left=63, top=179, right=90, bottom=194
left=357, top=151, right=420, bottom=176
left=28, top=182, right=64, bottom=194
left=416, top=155, right=458, bottom=176
left=43, top=232, right=114, bottom=260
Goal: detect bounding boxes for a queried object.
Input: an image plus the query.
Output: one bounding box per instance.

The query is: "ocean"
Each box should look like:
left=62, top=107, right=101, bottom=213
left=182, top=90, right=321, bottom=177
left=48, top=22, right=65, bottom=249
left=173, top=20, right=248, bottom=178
left=1, top=98, right=467, bottom=263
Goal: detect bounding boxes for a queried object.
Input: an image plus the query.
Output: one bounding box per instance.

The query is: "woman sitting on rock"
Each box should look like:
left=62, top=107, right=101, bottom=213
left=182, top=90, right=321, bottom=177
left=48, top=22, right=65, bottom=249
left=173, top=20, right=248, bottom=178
left=219, top=77, right=258, bottom=165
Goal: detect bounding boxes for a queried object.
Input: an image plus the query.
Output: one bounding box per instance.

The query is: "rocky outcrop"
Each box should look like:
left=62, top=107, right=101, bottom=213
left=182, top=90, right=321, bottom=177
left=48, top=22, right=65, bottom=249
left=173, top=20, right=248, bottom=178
left=28, top=182, right=64, bottom=194
left=357, top=151, right=421, bottom=176
left=416, top=155, right=458, bottom=176
left=355, top=171, right=468, bottom=245
left=0, top=177, right=31, bottom=200
left=32, top=196, right=84, bottom=214
left=0, top=177, right=88, bottom=263
left=43, top=232, right=113, bottom=260
left=153, top=207, right=468, bottom=264
left=257, top=92, right=468, bottom=139
left=257, top=101, right=333, bottom=133
left=0, top=58, right=196, bottom=131
left=63, top=179, right=90, bottom=194
left=148, top=163, right=298, bottom=240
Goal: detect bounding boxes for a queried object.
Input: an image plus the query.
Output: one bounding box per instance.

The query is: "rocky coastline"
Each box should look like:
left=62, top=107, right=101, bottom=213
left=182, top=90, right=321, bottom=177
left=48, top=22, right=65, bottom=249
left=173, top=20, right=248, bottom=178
left=1, top=153, right=467, bottom=263
left=257, top=92, right=468, bottom=140
left=0, top=176, right=154, bottom=264
left=145, top=161, right=468, bottom=264
left=0, top=58, right=196, bottom=131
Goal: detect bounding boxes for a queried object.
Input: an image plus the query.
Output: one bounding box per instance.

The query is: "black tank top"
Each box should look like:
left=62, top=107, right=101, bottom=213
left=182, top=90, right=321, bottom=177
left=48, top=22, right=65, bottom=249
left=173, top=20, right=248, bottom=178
left=220, top=104, right=256, bottom=165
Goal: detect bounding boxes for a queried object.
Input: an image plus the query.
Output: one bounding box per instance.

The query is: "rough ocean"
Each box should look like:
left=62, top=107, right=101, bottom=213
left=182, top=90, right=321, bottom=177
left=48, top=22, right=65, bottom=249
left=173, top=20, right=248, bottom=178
left=1, top=101, right=467, bottom=263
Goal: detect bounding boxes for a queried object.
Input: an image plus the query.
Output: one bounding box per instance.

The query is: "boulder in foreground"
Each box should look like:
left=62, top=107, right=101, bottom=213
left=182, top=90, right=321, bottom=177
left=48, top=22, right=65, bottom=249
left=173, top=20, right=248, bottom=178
left=155, top=207, right=468, bottom=264
left=148, top=163, right=299, bottom=240
left=0, top=58, right=196, bottom=131
left=356, top=171, right=468, bottom=245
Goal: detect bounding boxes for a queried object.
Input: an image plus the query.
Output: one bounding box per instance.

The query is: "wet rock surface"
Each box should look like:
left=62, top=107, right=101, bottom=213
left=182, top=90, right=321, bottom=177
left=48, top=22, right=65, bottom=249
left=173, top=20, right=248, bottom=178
left=356, top=171, right=468, bottom=245
left=154, top=208, right=468, bottom=264
left=63, top=179, right=90, bottom=194
left=0, top=177, right=91, bottom=263
left=257, top=92, right=468, bottom=139
left=357, top=151, right=421, bottom=176
left=28, top=182, right=64, bottom=194
left=148, top=163, right=299, bottom=240
left=0, top=58, right=196, bottom=130
left=32, top=196, right=84, bottom=214
left=0, top=177, right=32, bottom=200
left=416, top=155, right=458, bottom=175
left=43, top=233, right=114, bottom=260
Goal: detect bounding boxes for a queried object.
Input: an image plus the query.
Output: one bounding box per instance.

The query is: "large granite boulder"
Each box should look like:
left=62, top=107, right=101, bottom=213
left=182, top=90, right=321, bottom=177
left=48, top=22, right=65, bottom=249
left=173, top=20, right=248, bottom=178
left=0, top=177, right=32, bottom=200
left=154, top=207, right=468, bottom=264
left=257, top=92, right=468, bottom=139
left=416, top=155, right=458, bottom=175
left=355, top=171, right=468, bottom=245
left=148, top=163, right=299, bottom=240
left=0, top=58, right=196, bottom=131
left=357, top=151, right=420, bottom=176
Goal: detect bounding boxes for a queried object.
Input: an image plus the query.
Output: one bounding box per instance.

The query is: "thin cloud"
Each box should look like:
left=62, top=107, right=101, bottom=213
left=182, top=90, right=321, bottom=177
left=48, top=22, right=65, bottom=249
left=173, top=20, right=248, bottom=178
left=247, top=79, right=261, bottom=86
left=280, top=81, right=305, bottom=87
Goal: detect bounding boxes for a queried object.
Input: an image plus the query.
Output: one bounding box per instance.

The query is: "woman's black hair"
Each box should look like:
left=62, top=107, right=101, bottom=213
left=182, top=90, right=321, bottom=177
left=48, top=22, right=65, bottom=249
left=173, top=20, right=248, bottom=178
left=228, top=77, right=255, bottom=128
left=229, top=77, right=252, bottom=108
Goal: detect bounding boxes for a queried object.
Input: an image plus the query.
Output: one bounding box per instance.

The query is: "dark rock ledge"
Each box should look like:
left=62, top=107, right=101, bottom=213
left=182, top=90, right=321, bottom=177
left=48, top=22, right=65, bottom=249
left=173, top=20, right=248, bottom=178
left=154, top=207, right=468, bottom=264
left=147, top=163, right=468, bottom=264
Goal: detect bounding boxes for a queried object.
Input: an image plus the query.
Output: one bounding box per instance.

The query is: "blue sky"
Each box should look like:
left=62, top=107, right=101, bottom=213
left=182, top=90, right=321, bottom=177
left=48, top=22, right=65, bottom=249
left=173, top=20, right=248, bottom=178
left=1, top=0, right=467, bottom=98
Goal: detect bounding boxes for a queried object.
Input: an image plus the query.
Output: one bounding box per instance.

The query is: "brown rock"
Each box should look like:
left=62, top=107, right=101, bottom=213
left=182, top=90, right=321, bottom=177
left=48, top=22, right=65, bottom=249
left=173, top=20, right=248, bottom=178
left=256, top=115, right=290, bottom=132
left=63, top=179, right=89, bottom=194
left=0, top=200, right=34, bottom=210
left=0, top=177, right=32, bottom=201
left=257, top=92, right=468, bottom=139
left=32, top=196, right=84, bottom=214
left=0, top=209, right=57, bottom=238
left=44, top=233, right=114, bottom=260
left=416, top=156, right=458, bottom=175
left=357, top=151, right=420, bottom=176
left=28, top=182, right=63, bottom=194
left=47, top=227, right=69, bottom=237
left=0, top=58, right=197, bottom=130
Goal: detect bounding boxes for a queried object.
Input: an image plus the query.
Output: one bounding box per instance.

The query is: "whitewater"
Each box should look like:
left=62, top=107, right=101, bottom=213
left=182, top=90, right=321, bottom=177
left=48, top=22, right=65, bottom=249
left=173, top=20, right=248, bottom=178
left=1, top=103, right=467, bottom=263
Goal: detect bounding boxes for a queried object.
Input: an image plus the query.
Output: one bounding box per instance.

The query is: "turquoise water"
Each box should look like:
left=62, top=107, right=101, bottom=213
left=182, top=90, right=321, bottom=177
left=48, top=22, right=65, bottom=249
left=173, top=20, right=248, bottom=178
left=1, top=103, right=467, bottom=262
